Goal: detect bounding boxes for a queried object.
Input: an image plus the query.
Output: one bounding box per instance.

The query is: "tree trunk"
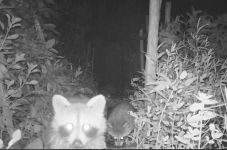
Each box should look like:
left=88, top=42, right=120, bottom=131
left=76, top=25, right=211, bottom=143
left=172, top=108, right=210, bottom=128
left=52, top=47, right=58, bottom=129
left=139, top=29, right=144, bottom=71
left=145, top=0, right=162, bottom=85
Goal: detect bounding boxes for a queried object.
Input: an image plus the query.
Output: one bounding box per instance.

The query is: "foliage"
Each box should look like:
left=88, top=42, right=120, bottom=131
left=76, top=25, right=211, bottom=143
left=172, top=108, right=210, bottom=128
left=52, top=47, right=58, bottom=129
left=0, top=1, right=97, bottom=149
left=128, top=15, right=227, bottom=149
left=159, top=7, right=227, bottom=57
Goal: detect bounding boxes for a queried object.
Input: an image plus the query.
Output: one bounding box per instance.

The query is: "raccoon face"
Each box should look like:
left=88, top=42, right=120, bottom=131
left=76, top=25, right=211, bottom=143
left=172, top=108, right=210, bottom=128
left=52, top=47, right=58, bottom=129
left=107, top=102, right=135, bottom=146
left=107, top=121, right=133, bottom=146
left=50, top=94, right=106, bottom=149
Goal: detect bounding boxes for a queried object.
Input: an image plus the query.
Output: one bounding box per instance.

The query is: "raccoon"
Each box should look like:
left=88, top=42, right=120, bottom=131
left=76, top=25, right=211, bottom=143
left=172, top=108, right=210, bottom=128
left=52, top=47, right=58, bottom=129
left=107, top=101, right=136, bottom=146
left=44, top=94, right=107, bottom=149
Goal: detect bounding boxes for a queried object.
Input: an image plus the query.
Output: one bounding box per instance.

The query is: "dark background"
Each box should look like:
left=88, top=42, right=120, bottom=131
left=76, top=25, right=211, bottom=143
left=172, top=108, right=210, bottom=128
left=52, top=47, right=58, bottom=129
left=55, top=0, right=227, bottom=95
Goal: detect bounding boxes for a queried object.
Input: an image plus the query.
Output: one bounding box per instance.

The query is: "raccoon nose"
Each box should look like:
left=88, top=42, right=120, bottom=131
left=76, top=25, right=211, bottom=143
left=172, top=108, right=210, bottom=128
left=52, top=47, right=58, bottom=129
left=73, top=139, right=83, bottom=148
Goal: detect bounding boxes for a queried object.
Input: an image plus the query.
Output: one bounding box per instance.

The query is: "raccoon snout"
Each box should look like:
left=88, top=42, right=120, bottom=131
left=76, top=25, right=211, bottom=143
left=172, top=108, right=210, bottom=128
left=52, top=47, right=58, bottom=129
left=72, top=139, right=83, bottom=148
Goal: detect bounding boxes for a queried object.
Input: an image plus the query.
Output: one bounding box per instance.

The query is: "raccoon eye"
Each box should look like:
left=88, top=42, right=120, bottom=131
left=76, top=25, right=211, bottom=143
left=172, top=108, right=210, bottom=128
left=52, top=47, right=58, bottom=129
left=83, top=124, right=98, bottom=138
left=59, top=123, right=74, bottom=137
left=114, top=137, right=124, bottom=140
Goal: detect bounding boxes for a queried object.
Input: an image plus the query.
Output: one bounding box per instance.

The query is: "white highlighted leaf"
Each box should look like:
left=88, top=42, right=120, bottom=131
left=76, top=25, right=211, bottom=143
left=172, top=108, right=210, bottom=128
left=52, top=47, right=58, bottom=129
left=6, top=129, right=21, bottom=149
left=0, top=139, right=3, bottom=149
left=180, top=71, right=187, bottom=80
left=189, top=103, right=204, bottom=112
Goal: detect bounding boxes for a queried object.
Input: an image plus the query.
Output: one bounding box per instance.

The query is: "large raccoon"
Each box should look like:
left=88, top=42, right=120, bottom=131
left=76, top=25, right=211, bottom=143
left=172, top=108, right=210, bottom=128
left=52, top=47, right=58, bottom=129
left=107, top=101, right=136, bottom=146
left=44, top=94, right=107, bottom=149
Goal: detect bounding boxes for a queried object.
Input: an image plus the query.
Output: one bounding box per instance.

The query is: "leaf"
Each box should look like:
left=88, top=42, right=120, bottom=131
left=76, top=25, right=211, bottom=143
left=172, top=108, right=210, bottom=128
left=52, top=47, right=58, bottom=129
left=142, top=144, right=151, bottom=149
left=209, top=124, right=223, bottom=139
left=208, top=139, right=215, bottom=144
left=162, top=120, right=169, bottom=126
left=200, top=73, right=208, bottom=82
left=27, top=63, right=38, bottom=74
left=24, top=138, right=43, bottom=149
left=44, top=23, right=56, bottom=29
left=195, top=92, right=213, bottom=102
left=173, top=101, right=185, bottom=110
left=187, top=113, right=201, bottom=128
left=25, top=80, right=38, bottom=85
left=224, top=114, right=227, bottom=130
left=209, top=123, right=215, bottom=131
left=0, top=64, right=8, bottom=79
left=154, top=81, right=170, bottom=91
left=33, top=124, right=42, bottom=133
left=9, top=64, right=22, bottom=70
left=7, top=34, right=19, bottom=40
left=184, top=77, right=197, bottom=86
left=180, top=71, right=187, bottom=80
left=41, top=65, right=48, bottom=74
left=47, top=83, right=53, bottom=92
left=45, top=39, right=55, bottom=49
left=201, top=99, right=218, bottom=105
left=6, top=129, right=21, bottom=149
left=6, top=14, right=11, bottom=27
left=177, top=121, right=183, bottom=127
left=5, top=80, right=15, bottom=90
left=2, top=46, right=13, bottom=50
left=175, top=135, right=190, bottom=145
left=49, top=48, right=59, bottom=53
left=189, top=103, right=204, bottom=112
left=15, top=53, right=25, bottom=63
left=18, top=76, right=24, bottom=86
left=75, top=67, right=83, bottom=78
left=189, top=127, right=200, bottom=136
left=211, top=131, right=223, bottom=139
left=12, top=17, right=22, bottom=24
left=187, top=111, right=217, bottom=127
left=205, top=135, right=210, bottom=142
left=177, top=89, right=183, bottom=93
left=195, top=92, right=217, bottom=105
left=183, top=132, right=193, bottom=139
left=201, top=110, right=217, bottom=120
left=0, top=139, right=3, bottom=149
left=0, top=20, right=4, bottom=30
left=163, top=135, right=169, bottom=142
left=183, top=127, right=200, bottom=141
left=191, top=136, right=200, bottom=141
left=31, top=68, right=40, bottom=73
left=7, top=89, right=22, bottom=98
left=12, top=23, right=21, bottom=28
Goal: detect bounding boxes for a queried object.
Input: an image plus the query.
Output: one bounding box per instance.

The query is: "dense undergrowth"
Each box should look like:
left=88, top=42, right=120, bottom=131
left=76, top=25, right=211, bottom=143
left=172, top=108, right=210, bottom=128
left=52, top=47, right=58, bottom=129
left=127, top=10, right=227, bottom=149
left=0, top=1, right=97, bottom=149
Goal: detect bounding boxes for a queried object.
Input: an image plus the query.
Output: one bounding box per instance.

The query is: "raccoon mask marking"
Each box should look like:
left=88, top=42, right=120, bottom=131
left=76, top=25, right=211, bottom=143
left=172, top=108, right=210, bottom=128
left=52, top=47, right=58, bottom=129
left=47, top=94, right=107, bottom=149
left=107, top=102, right=135, bottom=146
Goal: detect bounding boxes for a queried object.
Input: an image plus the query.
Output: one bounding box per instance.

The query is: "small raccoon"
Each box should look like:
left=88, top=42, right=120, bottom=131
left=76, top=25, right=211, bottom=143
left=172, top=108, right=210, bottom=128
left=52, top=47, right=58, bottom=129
left=107, top=101, right=136, bottom=146
left=45, top=94, right=107, bottom=149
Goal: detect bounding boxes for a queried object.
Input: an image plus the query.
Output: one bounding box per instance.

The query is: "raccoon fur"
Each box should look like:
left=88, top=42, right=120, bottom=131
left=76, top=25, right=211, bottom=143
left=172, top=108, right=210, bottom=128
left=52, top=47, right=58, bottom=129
left=44, top=94, right=107, bottom=149
left=107, top=101, right=136, bottom=146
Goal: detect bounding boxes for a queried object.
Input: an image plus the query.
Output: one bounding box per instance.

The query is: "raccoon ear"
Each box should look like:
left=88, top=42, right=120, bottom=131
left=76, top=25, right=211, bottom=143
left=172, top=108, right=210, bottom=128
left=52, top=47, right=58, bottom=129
left=52, top=95, right=71, bottom=113
left=87, top=95, right=106, bottom=113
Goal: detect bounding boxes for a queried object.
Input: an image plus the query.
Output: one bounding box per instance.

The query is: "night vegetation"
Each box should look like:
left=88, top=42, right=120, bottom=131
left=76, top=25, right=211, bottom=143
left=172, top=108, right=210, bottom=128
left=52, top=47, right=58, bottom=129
left=0, top=0, right=226, bottom=149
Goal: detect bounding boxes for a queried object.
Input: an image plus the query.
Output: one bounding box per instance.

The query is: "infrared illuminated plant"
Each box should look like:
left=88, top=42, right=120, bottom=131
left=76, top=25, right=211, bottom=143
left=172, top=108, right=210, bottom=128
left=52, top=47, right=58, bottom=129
left=130, top=18, right=227, bottom=149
